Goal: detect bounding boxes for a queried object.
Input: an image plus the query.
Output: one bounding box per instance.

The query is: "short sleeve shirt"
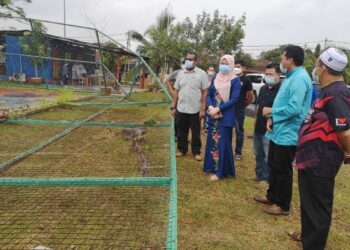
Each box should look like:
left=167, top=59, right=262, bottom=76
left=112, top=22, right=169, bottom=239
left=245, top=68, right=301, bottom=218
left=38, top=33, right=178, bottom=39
left=296, top=81, right=350, bottom=177
left=174, top=67, right=208, bottom=114
left=166, top=69, right=181, bottom=84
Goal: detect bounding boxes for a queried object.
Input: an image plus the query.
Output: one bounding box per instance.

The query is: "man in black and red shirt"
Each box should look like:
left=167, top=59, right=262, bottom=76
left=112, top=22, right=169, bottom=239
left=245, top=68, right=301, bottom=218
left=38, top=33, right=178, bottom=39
left=290, top=48, right=350, bottom=250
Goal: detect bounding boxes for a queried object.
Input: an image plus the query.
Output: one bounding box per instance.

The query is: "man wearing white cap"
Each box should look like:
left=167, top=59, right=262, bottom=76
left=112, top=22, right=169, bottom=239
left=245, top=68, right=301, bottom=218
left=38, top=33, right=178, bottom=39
left=289, top=48, right=350, bottom=249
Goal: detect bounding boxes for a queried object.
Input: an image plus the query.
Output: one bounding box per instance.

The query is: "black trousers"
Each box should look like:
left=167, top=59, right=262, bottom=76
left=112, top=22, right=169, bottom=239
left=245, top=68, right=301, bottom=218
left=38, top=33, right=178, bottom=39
left=266, top=140, right=296, bottom=211
left=176, top=111, right=201, bottom=155
left=298, top=169, right=335, bottom=250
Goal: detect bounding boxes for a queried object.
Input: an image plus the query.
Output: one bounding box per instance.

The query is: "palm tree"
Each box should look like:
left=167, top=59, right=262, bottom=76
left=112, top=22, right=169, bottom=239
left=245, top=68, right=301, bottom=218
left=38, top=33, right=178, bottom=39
left=128, top=9, right=182, bottom=74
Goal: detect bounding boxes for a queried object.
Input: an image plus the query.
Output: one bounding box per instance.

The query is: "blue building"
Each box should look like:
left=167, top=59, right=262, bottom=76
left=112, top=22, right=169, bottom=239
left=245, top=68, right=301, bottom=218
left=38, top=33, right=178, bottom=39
left=0, top=30, right=134, bottom=83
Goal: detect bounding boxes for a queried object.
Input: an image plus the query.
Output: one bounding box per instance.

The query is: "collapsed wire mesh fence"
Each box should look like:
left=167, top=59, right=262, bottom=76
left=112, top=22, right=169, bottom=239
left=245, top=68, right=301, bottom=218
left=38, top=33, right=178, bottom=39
left=0, top=186, right=169, bottom=249
left=0, top=126, right=171, bottom=178
left=0, top=17, right=172, bottom=101
left=0, top=91, right=177, bottom=248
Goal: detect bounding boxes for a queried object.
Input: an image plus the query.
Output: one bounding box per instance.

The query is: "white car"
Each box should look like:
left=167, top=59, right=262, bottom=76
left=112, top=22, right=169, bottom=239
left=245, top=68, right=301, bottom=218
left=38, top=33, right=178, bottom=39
left=245, top=73, right=265, bottom=104
left=246, top=73, right=285, bottom=104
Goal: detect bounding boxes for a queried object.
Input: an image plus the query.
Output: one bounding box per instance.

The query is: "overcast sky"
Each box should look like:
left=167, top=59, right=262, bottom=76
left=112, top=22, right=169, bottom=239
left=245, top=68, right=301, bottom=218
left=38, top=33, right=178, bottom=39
left=9, top=0, right=350, bottom=57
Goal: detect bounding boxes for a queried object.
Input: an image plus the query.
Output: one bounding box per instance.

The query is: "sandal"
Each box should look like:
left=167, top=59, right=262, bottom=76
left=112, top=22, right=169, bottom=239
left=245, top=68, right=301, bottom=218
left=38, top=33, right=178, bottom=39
left=210, top=174, right=219, bottom=181
left=288, top=231, right=301, bottom=241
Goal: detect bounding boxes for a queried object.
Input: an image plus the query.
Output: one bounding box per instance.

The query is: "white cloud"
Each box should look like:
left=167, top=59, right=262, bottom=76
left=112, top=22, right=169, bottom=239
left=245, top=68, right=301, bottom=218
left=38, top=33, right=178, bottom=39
left=12, top=0, right=350, bottom=56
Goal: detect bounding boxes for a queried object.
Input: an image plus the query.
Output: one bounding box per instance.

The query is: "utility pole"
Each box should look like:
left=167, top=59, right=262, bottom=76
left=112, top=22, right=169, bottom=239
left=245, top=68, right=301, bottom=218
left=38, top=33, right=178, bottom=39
left=126, top=32, right=131, bottom=73
left=324, top=38, right=328, bottom=50
left=127, top=31, right=131, bottom=49
left=63, top=0, right=66, bottom=37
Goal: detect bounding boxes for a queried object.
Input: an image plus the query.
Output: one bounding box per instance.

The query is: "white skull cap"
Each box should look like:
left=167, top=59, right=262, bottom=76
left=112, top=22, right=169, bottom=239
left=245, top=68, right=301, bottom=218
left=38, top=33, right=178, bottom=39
left=320, top=47, right=348, bottom=72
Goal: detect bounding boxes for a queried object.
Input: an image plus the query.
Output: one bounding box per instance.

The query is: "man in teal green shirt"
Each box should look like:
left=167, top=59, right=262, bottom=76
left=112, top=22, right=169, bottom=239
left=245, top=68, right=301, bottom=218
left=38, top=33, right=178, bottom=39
left=254, top=45, right=312, bottom=215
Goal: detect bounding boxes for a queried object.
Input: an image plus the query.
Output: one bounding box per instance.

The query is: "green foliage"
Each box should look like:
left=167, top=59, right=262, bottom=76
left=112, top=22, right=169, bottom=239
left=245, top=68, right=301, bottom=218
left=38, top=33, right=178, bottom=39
left=124, top=60, right=142, bottom=85
left=259, top=45, right=288, bottom=63
left=129, top=9, right=247, bottom=73
left=314, top=44, right=321, bottom=58
left=129, top=9, right=179, bottom=74
left=143, top=119, right=159, bottom=126
left=304, top=48, right=316, bottom=76
left=102, top=41, right=118, bottom=72
left=235, top=50, right=257, bottom=68
left=56, top=88, right=74, bottom=105
left=176, top=10, right=247, bottom=70
left=0, top=0, right=31, bottom=18
left=342, top=51, right=350, bottom=84
left=19, top=20, right=48, bottom=77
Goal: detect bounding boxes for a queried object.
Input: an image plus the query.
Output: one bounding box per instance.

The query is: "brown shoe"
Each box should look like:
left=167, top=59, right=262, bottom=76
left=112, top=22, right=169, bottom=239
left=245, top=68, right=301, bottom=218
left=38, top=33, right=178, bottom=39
left=176, top=152, right=185, bottom=157
left=263, top=204, right=289, bottom=216
left=194, top=155, right=202, bottom=161
left=246, top=177, right=260, bottom=182
left=254, top=196, right=273, bottom=205
left=234, top=154, right=242, bottom=161
left=288, top=231, right=301, bottom=241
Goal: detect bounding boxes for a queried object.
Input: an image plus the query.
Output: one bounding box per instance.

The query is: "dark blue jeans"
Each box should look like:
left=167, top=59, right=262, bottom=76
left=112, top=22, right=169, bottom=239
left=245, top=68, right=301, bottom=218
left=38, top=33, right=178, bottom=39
left=253, top=132, right=270, bottom=182
left=234, top=106, right=246, bottom=155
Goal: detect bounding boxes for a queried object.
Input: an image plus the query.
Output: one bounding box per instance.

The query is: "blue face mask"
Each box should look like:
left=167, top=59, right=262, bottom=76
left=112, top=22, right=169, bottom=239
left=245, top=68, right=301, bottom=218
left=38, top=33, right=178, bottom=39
left=264, top=76, right=277, bottom=85
left=279, top=63, right=288, bottom=74
left=219, top=64, right=230, bottom=74
left=185, top=60, right=194, bottom=69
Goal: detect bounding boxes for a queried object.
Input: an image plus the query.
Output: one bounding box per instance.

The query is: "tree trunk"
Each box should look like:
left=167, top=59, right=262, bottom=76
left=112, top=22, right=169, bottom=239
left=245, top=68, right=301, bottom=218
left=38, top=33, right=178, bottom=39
left=34, top=63, right=38, bottom=78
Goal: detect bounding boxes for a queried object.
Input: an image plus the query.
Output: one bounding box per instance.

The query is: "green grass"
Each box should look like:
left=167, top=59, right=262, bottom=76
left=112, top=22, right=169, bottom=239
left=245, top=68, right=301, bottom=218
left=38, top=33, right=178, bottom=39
left=177, top=117, right=350, bottom=249
left=1, top=88, right=349, bottom=249
left=0, top=90, right=172, bottom=248
left=0, top=186, right=169, bottom=249
left=1, top=126, right=171, bottom=178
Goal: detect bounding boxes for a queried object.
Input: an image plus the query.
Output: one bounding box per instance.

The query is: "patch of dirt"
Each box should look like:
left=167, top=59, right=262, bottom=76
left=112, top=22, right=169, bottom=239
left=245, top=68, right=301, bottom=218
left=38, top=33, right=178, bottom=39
left=122, top=127, right=148, bottom=176
left=0, top=89, right=58, bottom=98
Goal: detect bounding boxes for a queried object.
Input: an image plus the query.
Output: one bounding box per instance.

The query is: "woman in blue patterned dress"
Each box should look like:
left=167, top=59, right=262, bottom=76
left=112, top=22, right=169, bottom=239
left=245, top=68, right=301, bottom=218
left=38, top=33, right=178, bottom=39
left=203, top=55, right=241, bottom=181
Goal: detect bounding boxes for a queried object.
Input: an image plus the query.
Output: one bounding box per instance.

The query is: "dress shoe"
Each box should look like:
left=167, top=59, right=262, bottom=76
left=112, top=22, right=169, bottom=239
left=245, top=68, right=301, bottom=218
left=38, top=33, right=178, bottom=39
left=194, top=155, right=202, bottom=161
left=288, top=231, right=301, bottom=241
left=234, top=154, right=242, bottom=161
left=210, top=174, right=219, bottom=181
left=176, top=152, right=185, bottom=157
left=263, top=204, right=289, bottom=216
left=246, top=177, right=260, bottom=182
left=253, top=196, right=273, bottom=205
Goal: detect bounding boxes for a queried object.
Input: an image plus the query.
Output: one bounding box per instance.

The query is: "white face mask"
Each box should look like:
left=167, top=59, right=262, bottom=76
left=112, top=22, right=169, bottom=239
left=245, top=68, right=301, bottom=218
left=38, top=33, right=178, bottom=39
left=207, top=71, right=214, bottom=77
left=312, top=68, right=320, bottom=84
left=279, top=63, right=288, bottom=74
left=234, top=67, right=242, bottom=75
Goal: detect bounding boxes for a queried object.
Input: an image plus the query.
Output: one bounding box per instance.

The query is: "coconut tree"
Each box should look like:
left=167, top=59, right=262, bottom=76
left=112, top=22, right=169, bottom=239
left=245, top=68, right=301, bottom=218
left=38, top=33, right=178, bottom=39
left=128, top=9, right=187, bottom=74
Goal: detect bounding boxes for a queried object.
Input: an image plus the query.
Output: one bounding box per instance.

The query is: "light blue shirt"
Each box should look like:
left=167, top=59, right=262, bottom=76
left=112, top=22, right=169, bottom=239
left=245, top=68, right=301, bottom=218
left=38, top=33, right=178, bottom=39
left=265, top=66, right=312, bottom=146
left=174, top=67, right=208, bottom=114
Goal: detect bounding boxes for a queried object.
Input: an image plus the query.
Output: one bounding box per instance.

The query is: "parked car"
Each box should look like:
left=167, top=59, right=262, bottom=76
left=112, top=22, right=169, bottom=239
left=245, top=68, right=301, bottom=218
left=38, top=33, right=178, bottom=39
left=245, top=73, right=264, bottom=104
left=246, top=73, right=285, bottom=104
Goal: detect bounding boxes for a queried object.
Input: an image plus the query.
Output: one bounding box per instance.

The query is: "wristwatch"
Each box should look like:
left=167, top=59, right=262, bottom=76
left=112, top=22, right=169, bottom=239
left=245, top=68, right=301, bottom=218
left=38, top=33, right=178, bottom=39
left=170, top=107, right=176, bottom=110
